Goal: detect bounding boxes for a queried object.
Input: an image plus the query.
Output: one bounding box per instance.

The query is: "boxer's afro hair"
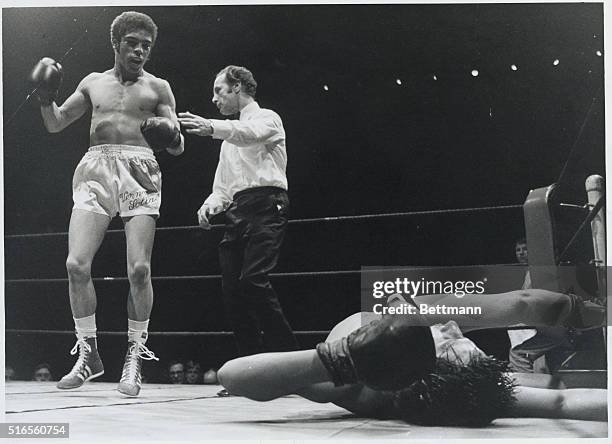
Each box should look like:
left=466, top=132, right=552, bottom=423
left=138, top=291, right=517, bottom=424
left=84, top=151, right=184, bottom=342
left=393, top=356, right=516, bottom=427
left=110, top=11, right=158, bottom=50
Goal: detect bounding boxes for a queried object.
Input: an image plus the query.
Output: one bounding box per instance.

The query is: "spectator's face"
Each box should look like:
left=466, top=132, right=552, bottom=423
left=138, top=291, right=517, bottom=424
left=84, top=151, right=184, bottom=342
left=515, top=242, right=528, bottom=264
left=5, top=366, right=15, bottom=381
left=33, top=368, right=52, bottom=381
left=185, top=367, right=200, bottom=384
left=169, top=364, right=185, bottom=384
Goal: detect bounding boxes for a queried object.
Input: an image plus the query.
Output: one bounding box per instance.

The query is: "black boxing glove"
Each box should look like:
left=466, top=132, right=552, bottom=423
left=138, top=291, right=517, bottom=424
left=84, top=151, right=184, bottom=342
left=316, top=314, right=436, bottom=391
left=140, top=117, right=181, bottom=152
left=29, top=57, right=63, bottom=105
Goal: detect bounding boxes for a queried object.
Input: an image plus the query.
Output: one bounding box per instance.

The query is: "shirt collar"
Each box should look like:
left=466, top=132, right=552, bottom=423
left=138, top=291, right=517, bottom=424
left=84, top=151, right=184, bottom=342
left=239, top=101, right=260, bottom=120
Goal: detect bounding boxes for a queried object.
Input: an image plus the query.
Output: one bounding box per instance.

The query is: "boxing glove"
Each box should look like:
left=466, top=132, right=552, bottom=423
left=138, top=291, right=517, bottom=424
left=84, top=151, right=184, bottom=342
left=316, top=314, right=435, bottom=390
left=140, top=117, right=181, bottom=152
left=29, top=57, right=63, bottom=105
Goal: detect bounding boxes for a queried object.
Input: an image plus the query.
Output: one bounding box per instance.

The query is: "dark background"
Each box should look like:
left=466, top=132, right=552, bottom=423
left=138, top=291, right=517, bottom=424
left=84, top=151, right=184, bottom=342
left=3, top=4, right=605, bottom=382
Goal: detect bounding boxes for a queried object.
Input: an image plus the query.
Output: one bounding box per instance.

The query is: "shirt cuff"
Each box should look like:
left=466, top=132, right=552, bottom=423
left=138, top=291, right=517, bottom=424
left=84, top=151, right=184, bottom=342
left=210, top=119, right=233, bottom=140
left=203, top=194, right=228, bottom=214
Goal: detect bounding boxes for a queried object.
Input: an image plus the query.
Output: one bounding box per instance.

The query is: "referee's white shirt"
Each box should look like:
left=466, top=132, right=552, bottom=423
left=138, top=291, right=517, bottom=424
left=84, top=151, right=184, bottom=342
left=203, top=101, right=288, bottom=214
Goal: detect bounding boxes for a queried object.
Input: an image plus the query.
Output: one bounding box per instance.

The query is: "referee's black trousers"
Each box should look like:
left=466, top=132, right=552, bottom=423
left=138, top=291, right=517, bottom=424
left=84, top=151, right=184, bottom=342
left=219, top=186, right=298, bottom=356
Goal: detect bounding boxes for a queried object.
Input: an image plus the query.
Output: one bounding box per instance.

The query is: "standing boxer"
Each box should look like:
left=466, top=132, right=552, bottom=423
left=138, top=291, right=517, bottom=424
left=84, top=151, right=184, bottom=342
left=178, top=65, right=297, bottom=357
left=30, top=11, right=184, bottom=396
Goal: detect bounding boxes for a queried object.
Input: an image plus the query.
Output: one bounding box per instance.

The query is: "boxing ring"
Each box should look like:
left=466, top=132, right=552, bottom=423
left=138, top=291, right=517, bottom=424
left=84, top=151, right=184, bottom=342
left=5, top=382, right=607, bottom=440
left=4, top=180, right=608, bottom=440
left=3, top=5, right=608, bottom=442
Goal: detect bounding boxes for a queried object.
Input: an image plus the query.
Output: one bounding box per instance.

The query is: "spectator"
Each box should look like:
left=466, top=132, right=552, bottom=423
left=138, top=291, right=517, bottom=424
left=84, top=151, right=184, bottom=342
left=32, top=363, right=53, bottom=381
left=185, top=361, right=202, bottom=384
left=515, top=237, right=528, bottom=265
left=514, top=237, right=531, bottom=288
left=5, top=365, right=16, bottom=381
left=168, top=361, right=185, bottom=384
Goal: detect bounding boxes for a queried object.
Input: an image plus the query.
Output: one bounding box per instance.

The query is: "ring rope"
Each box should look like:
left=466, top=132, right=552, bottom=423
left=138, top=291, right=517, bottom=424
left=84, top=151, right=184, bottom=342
left=3, top=325, right=548, bottom=336
left=5, top=329, right=330, bottom=336
left=4, top=204, right=523, bottom=239
left=557, top=194, right=606, bottom=264
left=4, top=263, right=518, bottom=284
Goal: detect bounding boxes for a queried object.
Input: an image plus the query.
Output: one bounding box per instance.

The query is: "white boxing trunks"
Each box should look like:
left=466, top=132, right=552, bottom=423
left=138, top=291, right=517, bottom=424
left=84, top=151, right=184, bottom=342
left=72, top=144, right=162, bottom=218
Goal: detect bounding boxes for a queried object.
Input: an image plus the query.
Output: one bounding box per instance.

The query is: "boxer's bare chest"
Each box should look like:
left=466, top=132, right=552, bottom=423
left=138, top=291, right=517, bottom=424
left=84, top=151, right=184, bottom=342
left=88, top=76, right=158, bottom=118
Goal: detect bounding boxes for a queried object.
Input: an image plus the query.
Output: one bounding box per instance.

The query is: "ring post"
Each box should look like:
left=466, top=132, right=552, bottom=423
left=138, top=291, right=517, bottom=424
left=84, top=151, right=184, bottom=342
left=523, top=184, right=562, bottom=291
left=585, top=175, right=606, bottom=303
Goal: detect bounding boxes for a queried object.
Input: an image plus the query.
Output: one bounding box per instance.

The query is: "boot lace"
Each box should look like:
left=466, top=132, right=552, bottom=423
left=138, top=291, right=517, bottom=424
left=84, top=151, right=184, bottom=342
left=65, top=338, right=92, bottom=378
left=121, top=342, right=159, bottom=383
